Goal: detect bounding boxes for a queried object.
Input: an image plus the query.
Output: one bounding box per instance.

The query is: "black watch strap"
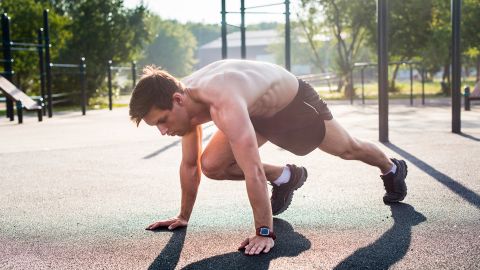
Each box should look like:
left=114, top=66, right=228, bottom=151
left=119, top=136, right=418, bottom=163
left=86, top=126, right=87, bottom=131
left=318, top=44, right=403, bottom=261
left=256, top=226, right=276, bottom=240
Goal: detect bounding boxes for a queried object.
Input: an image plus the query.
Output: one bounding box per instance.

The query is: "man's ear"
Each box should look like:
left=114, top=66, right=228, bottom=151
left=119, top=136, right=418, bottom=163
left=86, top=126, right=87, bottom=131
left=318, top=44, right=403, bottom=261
left=172, top=92, right=184, bottom=106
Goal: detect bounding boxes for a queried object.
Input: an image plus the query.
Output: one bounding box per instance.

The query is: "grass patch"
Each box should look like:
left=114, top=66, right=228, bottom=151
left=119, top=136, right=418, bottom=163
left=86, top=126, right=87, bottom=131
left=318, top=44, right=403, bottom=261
left=317, top=81, right=448, bottom=100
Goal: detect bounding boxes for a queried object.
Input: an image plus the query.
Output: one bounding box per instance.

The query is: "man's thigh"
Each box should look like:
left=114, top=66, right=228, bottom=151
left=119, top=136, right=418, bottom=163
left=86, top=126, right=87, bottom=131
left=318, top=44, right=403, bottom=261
left=318, top=119, right=356, bottom=156
left=202, top=129, right=268, bottom=166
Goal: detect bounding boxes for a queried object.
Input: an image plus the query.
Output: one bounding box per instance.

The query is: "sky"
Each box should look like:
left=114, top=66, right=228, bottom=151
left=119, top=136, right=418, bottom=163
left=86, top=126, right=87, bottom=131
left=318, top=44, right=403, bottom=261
left=123, top=0, right=300, bottom=25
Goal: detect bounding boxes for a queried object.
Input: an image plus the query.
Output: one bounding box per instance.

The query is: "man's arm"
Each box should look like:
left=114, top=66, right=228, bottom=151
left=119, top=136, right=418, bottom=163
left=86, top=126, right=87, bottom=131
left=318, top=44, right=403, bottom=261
left=146, top=125, right=202, bottom=230
left=208, top=87, right=274, bottom=254
left=178, top=125, right=203, bottom=221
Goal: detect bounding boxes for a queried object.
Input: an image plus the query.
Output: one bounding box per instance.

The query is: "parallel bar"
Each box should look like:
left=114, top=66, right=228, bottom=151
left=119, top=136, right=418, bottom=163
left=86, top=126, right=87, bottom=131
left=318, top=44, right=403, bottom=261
left=37, top=28, right=46, bottom=116
left=51, top=63, right=80, bottom=68
left=361, top=68, right=365, bottom=104
left=228, top=11, right=284, bottom=14
left=240, top=0, right=246, bottom=59
left=110, top=66, right=130, bottom=71
left=377, top=0, right=389, bottom=142
left=10, top=47, right=39, bottom=52
left=421, top=67, right=425, bottom=105
left=221, top=0, right=227, bottom=59
left=410, top=64, right=413, bottom=106
left=44, top=9, right=53, bottom=118
left=2, top=13, right=16, bottom=122
left=285, top=0, right=291, bottom=71
left=226, top=23, right=241, bottom=28
left=350, top=72, right=354, bottom=105
left=10, top=42, right=43, bottom=47
left=132, top=61, right=136, bottom=88
left=108, top=60, right=113, bottom=111
left=451, top=0, right=461, bottom=133
left=80, top=57, right=86, bottom=115
left=245, top=2, right=285, bottom=9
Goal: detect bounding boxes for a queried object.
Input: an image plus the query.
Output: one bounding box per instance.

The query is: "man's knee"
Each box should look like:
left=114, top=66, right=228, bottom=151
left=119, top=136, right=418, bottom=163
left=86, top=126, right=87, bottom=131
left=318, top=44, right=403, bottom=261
left=200, top=154, right=228, bottom=180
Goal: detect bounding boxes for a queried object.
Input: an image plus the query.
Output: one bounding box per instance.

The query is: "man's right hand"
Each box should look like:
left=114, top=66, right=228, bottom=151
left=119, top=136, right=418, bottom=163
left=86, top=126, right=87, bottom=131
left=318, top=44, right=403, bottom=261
left=145, top=216, right=188, bottom=231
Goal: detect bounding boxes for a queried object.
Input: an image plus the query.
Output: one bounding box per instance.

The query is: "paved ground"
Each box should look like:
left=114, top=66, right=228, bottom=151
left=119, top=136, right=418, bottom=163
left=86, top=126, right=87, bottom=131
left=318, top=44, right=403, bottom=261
left=0, top=100, right=479, bottom=269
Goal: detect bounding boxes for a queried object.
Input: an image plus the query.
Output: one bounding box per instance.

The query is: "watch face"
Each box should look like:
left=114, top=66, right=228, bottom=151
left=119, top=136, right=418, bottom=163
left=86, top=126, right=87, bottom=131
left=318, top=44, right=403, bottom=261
left=260, top=227, right=270, bottom=236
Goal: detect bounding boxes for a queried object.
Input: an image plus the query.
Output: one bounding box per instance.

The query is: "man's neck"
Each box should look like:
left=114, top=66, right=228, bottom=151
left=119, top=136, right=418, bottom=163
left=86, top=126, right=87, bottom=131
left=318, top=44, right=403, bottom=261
left=184, top=95, right=211, bottom=126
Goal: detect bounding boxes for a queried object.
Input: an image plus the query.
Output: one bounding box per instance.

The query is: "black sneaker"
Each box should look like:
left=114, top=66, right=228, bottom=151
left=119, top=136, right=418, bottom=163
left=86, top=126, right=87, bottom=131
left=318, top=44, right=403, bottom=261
left=270, top=164, right=308, bottom=215
left=381, top=158, right=408, bottom=203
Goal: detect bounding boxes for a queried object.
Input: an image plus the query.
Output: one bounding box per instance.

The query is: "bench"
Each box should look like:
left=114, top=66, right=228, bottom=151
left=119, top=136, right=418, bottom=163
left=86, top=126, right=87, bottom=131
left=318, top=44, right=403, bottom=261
left=0, top=75, right=42, bottom=123
left=464, top=86, right=480, bottom=111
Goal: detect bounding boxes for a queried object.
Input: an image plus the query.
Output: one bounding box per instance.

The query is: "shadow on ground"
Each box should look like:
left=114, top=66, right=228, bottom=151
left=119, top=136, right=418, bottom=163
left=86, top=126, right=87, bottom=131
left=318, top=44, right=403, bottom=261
left=148, top=227, right=187, bottom=270
left=334, top=203, right=426, bottom=269
left=385, top=143, right=480, bottom=209
left=148, top=218, right=311, bottom=270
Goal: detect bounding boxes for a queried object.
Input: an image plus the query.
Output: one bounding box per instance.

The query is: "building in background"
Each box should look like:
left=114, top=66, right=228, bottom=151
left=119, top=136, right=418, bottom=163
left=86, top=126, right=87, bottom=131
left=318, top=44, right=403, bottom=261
left=197, top=29, right=315, bottom=75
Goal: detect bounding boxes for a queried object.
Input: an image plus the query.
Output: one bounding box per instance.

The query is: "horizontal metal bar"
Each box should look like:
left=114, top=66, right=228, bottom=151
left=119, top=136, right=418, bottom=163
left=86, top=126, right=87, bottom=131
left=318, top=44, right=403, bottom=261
left=10, top=47, right=39, bottom=52
left=50, top=63, right=81, bottom=68
left=0, top=59, right=13, bottom=63
left=11, top=42, right=43, bottom=48
left=51, top=71, right=82, bottom=75
left=245, top=2, right=285, bottom=10
left=110, top=66, right=130, bottom=70
left=226, top=23, right=241, bottom=28
left=227, top=11, right=284, bottom=14
left=0, top=71, right=15, bottom=75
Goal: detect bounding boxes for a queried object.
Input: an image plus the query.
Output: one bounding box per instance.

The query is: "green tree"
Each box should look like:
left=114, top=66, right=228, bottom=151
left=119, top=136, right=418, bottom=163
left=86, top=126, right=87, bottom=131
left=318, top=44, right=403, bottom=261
left=185, top=22, right=220, bottom=46
left=297, top=0, right=375, bottom=97
left=463, top=0, right=480, bottom=80
left=140, top=17, right=196, bottom=77
left=383, top=0, right=433, bottom=91
left=58, top=0, right=149, bottom=100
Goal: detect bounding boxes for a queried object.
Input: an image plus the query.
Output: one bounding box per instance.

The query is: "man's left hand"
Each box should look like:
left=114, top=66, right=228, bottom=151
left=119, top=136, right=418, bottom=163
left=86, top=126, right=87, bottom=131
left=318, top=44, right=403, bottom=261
left=238, top=235, right=275, bottom=255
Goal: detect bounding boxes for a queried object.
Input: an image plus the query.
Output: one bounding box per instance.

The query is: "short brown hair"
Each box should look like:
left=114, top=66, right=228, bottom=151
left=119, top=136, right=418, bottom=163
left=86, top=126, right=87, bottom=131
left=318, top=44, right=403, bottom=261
left=129, top=65, right=184, bottom=126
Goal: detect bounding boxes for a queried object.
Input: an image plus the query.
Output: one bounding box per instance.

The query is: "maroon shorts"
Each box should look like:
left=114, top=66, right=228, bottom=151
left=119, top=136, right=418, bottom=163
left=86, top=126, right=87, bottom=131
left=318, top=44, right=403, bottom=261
left=251, top=79, right=333, bottom=156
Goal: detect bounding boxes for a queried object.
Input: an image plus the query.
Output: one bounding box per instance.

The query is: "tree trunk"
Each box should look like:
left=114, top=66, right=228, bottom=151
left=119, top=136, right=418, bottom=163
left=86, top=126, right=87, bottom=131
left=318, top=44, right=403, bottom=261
left=390, top=64, right=400, bottom=92
left=336, top=78, right=344, bottom=92
left=442, top=63, right=450, bottom=83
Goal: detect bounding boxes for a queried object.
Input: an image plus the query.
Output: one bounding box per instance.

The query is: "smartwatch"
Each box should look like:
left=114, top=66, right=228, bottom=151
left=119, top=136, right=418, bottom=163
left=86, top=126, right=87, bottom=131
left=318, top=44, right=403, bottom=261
left=256, top=226, right=276, bottom=240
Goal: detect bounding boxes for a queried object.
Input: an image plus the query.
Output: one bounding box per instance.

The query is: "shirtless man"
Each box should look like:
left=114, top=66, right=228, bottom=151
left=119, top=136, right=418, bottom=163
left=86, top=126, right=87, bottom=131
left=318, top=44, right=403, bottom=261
left=129, top=59, right=408, bottom=256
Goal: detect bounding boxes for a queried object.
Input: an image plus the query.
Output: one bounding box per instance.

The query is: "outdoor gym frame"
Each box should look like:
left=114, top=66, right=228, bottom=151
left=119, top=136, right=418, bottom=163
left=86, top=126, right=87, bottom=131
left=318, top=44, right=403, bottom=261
left=1, top=13, right=45, bottom=123
left=220, top=0, right=291, bottom=71
left=353, top=61, right=426, bottom=106
left=1, top=9, right=87, bottom=122
left=107, top=60, right=136, bottom=111
left=376, top=0, right=463, bottom=142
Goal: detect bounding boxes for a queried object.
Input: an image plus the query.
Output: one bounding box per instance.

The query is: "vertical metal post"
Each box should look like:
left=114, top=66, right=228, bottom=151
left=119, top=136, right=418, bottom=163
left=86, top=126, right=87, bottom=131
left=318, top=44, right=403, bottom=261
left=43, top=9, right=53, bottom=118
left=410, top=64, right=413, bottom=106
left=131, top=61, right=136, bottom=88
left=221, top=0, right=227, bottom=59
left=377, top=0, right=389, bottom=142
left=421, top=66, right=425, bottom=105
left=451, top=0, right=461, bottom=134
left=477, top=55, right=480, bottom=80
left=37, top=28, right=46, bottom=116
left=80, top=57, right=86, bottom=115
left=2, top=14, right=14, bottom=122
left=108, top=60, right=113, bottom=111
left=285, top=0, right=291, bottom=71
left=464, top=86, right=470, bottom=111
left=240, top=0, right=246, bottom=59
left=361, top=67, right=365, bottom=105
left=350, top=72, right=354, bottom=105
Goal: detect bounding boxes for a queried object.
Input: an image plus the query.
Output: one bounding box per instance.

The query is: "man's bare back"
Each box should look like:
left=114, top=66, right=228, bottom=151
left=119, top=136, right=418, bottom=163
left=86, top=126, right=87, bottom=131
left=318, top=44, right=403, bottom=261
left=181, top=59, right=299, bottom=118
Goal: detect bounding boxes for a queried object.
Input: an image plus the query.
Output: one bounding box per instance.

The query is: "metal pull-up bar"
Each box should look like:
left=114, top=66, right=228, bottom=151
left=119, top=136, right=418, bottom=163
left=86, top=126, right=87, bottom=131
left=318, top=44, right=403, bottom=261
left=220, top=0, right=291, bottom=70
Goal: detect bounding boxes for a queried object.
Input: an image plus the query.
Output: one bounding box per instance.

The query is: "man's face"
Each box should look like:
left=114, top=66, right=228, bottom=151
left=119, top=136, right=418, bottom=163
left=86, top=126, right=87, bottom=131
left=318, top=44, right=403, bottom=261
left=143, top=96, right=191, bottom=136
